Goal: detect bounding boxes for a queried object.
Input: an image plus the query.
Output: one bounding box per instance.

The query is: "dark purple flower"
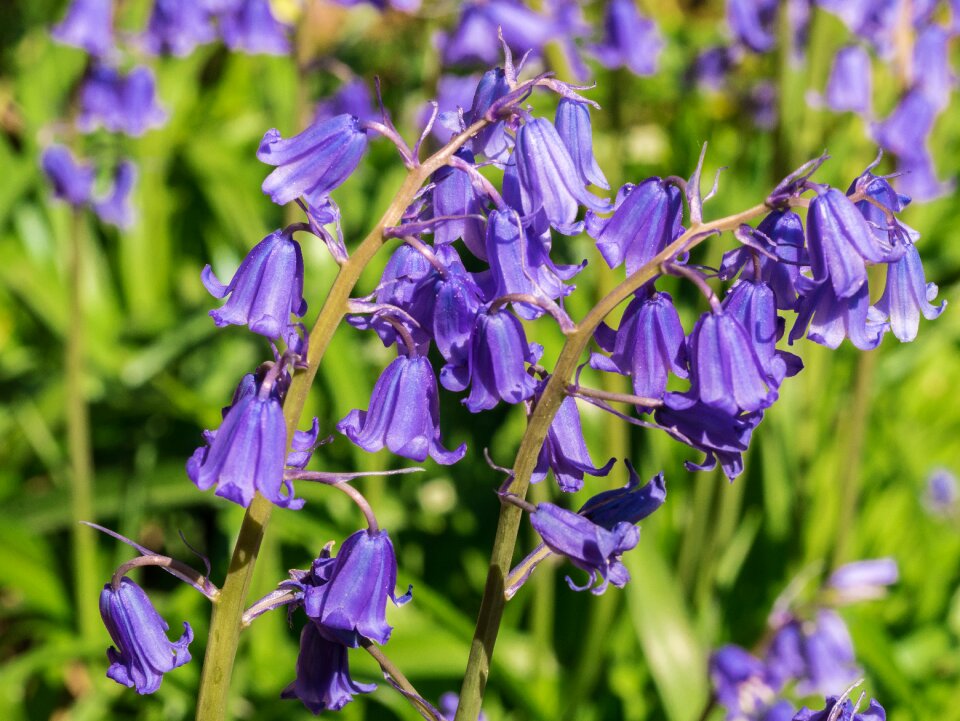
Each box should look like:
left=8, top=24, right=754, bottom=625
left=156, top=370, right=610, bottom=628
left=99, top=577, right=193, bottom=695
left=654, top=393, right=761, bottom=480
left=591, top=290, right=688, bottom=405
left=431, top=148, right=487, bottom=258
left=793, top=698, right=886, bottom=721
left=52, top=0, right=114, bottom=56
left=790, top=277, right=887, bottom=350
left=439, top=692, right=487, bottom=721
left=578, top=465, right=667, bottom=529
left=142, top=0, right=216, bottom=57
left=873, top=243, right=945, bottom=342
left=585, top=178, right=683, bottom=275
left=871, top=89, right=937, bottom=160
left=305, top=528, right=411, bottom=646
left=710, top=645, right=780, bottom=720
left=187, top=371, right=304, bottom=509
left=691, top=46, right=738, bottom=91
left=219, top=0, right=290, bottom=55
left=429, top=249, right=484, bottom=377
left=826, top=558, right=898, bottom=603
left=315, top=79, right=377, bottom=125
left=93, top=160, right=137, bottom=228
left=555, top=98, right=609, bottom=190
left=590, top=0, right=663, bottom=75
left=727, top=0, right=779, bottom=53
left=766, top=610, right=860, bottom=695
left=202, top=227, right=306, bottom=339
left=807, top=187, right=889, bottom=299
left=258, top=114, right=368, bottom=207
left=825, top=45, right=871, bottom=115
left=338, top=355, right=466, bottom=465
left=514, top=117, right=610, bottom=235
left=78, top=65, right=168, bottom=137
left=441, top=1, right=558, bottom=66
left=281, top=623, right=375, bottom=713
left=530, top=502, right=639, bottom=594
left=532, top=394, right=615, bottom=493
left=41, top=145, right=94, bottom=206
left=466, top=68, right=513, bottom=161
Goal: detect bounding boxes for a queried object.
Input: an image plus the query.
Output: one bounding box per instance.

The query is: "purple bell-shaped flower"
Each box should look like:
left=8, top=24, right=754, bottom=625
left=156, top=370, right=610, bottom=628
left=766, top=610, right=860, bottom=696
left=873, top=243, right=945, bottom=342
left=590, top=0, right=663, bottom=75
left=825, top=45, right=872, bottom=115
left=709, top=645, right=781, bottom=721
left=99, top=577, right=193, bottom=695
left=337, top=354, right=466, bottom=465
left=727, top=0, right=779, bottom=52
left=578, top=465, right=666, bottom=529
left=52, top=0, right=114, bottom=56
left=219, top=0, right=291, bottom=55
left=93, top=160, right=137, bottom=229
left=555, top=98, right=609, bottom=190
left=305, top=528, right=411, bottom=646
left=78, top=65, right=168, bottom=137
left=257, top=114, right=368, bottom=207
left=432, top=261, right=484, bottom=382
left=466, top=67, right=513, bottom=161
left=790, top=277, right=887, bottom=351
left=202, top=226, right=307, bottom=340
left=41, top=145, right=94, bottom=206
left=531, top=394, right=615, bottom=493
left=794, top=697, right=886, bottom=721
left=281, top=623, right=375, bottom=713
left=141, top=0, right=216, bottom=57
left=431, top=148, right=488, bottom=259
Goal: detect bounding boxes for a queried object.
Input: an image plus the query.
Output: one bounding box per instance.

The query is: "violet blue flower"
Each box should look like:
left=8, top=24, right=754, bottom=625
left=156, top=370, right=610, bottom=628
left=466, top=67, right=513, bottom=161
left=52, top=0, right=114, bottom=56
left=433, top=262, right=484, bottom=384
left=793, top=697, right=886, bottom=721
left=431, top=148, right=487, bottom=258
left=41, top=145, right=94, bottom=206
left=710, top=645, right=780, bottom=721
left=439, top=692, right=488, bottom=721
left=426, top=74, right=481, bottom=144
left=78, top=65, right=168, bottom=137
left=111, top=65, right=167, bottom=136
left=766, top=610, right=860, bottom=695
left=219, top=0, right=291, bottom=55
left=531, top=393, right=615, bottom=493
left=825, top=45, right=871, bottom=115
left=305, top=528, right=411, bottom=646
left=913, top=24, right=954, bottom=111
left=281, top=623, right=375, bottom=713
left=99, top=577, right=193, bottom=695
left=202, top=227, right=306, bottom=339
left=591, top=290, right=688, bottom=405
left=93, top=160, right=137, bottom=229
left=790, top=277, right=887, bottom=350
left=873, top=243, right=945, bottom=342
left=441, top=1, right=558, bottom=66
left=315, top=79, right=378, bottom=125
left=578, top=465, right=666, bottom=529
left=142, top=0, right=216, bottom=57
left=826, top=558, right=898, bottom=603
left=871, top=89, right=937, bottom=160
left=925, top=467, right=958, bottom=515
left=897, top=152, right=954, bottom=202
left=590, top=0, right=663, bottom=75
left=555, top=98, right=609, bottom=190
left=585, top=178, right=683, bottom=275
left=529, top=502, right=639, bottom=594
left=691, top=46, right=738, bottom=91
left=258, top=114, right=368, bottom=207
left=817, top=0, right=899, bottom=54
left=727, top=0, right=779, bottom=53
left=514, top=117, right=611, bottom=235
left=338, top=355, right=466, bottom=465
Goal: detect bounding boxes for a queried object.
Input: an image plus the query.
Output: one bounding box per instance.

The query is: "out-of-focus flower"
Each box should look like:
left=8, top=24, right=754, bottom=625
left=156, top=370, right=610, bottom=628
left=52, top=0, right=114, bottom=56
left=793, top=696, right=886, bottom=721
left=913, top=24, right=954, bottom=111
left=439, top=691, right=487, bottom=721
left=440, top=1, right=559, bottom=66
left=219, top=0, right=291, bottom=55
left=825, top=45, right=872, bottom=115
left=93, top=160, right=137, bottom=229
left=142, top=0, right=216, bottom=57
left=590, top=0, right=663, bottom=75
left=871, top=89, right=937, bottom=160
left=924, top=467, right=958, bottom=515
left=41, top=145, right=94, bottom=206
left=826, top=558, right=898, bottom=603
left=281, top=623, right=375, bottom=713
left=710, top=645, right=780, bottom=721
left=727, top=0, right=779, bottom=53
left=78, top=65, right=168, bottom=137
left=315, top=79, right=378, bottom=124
left=766, top=610, right=860, bottom=695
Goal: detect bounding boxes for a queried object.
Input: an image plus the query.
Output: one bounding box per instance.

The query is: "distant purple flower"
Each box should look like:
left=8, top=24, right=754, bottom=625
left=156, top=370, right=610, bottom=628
left=896, top=152, right=954, bottom=202
left=202, top=227, right=306, bottom=339
left=142, top=0, right=216, bottom=57
left=872, top=89, right=937, bottom=159
left=78, top=65, right=168, bottom=137
left=913, top=25, right=953, bottom=111
left=790, top=277, right=887, bottom=350
left=281, top=623, right=375, bottom=713
left=710, top=645, right=780, bottom=720
left=532, top=393, right=615, bottom=493
left=591, top=290, right=688, bottom=405
left=315, top=79, right=378, bottom=125
left=258, top=114, right=368, bottom=207
left=727, top=0, right=779, bottom=53
left=827, top=558, right=898, bottom=603
left=874, top=243, right=945, bottom=342
left=817, top=0, right=899, bottom=54
left=52, top=0, right=114, bottom=56
left=304, top=528, right=411, bottom=646
left=439, top=691, right=488, bottom=721
left=41, top=145, right=94, bottom=206
left=441, top=1, right=558, bottom=66
left=426, top=74, right=480, bottom=143
left=825, top=45, right=871, bottom=115
left=338, top=355, right=466, bottom=465
left=431, top=148, right=487, bottom=258
left=219, top=0, right=290, bottom=55
left=530, top=502, right=639, bottom=594
left=749, top=81, right=778, bottom=130
left=590, top=0, right=663, bottom=75
left=555, top=98, right=609, bottom=190
left=578, top=465, right=667, bottom=529
left=93, top=160, right=137, bottom=228
left=794, top=697, right=886, bottom=721
left=586, top=178, right=683, bottom=275
left=691, top=46, right=738, bottom=91
left=99, top=577, right=193, bottom=694
left=514, top=118, right=610, bottom=235
left=925, top=467, right=958, bottom=514
left=766, top=610, right=860, bottom=695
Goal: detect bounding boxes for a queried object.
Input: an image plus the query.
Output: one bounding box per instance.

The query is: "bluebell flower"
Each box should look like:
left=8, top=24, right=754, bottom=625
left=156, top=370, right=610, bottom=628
left=555, top=98, right=609, bottom=190
left=585, top=178, right=683, bottom=275
left=727, top=0, right=779, bottom=53
left=578, top=465, right=666, bottom=528
left=439, top=692, right=487, bottom=721
left=826, top=558, right=898, bottom=603
left=431, top=148, right=487, bottom=259
left=825, top=45, right=871, bottom=115
left=590, top=0, right=663, bottom=75
left=52, top=0, right=114, bottom=56
left=425, top=74, right=481, bottom=144
left=896, top=152, right=954, bottom=202
left=93, top=160, right=137, bottom=229
left=790, top=277, right=887, bottom=351
left=281, top=623, right=375, bottom=713
left=219, top=0, right=290, bottom=55
left=591, top=290, right=688, bottom=406
left=871, top=89, right=937, bottom=160
left=874, top=243, right=945, bottom=342
left=99, top=577, right=193, bottom=694
left=748, top=81, right=778, bottom=130
left=304, top=528, right=411, bottom=646
left=441, top=1, right=558, bottom=66
left=691, top=46, right=738, bottom=91
left=78, top=65, right=168, bottom=137
left=141, top=0, right=216, bottom=56
left=111, top=65, right=167, bottom=136
left=41, top=145, right=94, bottom=206
left=315, top=79, right=378, bottom=125
left=465, top=68, right=512, bottom=161
left=817, top=0, right=898, bottom=53
left=338, top=355, right=466, bottom=465
left=202, top=227, right=306, bottom=339
left=766, top=610, right=860, bottom=695
left=913, top=24, right=954, bottom=112
left=530, top=502, right=639, bottom=594
left=187, top=370, right=304, bottom=509
left=258, top=114, right=368, bottom=207
left=532, top=393, right=615, bottom=493
left=793, top=697, right=886, bottom=721
left=710, top=645, right=780, bottom=721
left=514, top=118, right=610, bottom=235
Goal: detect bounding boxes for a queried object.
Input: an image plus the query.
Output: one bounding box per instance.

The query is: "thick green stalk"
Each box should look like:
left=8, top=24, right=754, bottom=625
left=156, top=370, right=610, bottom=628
left=66, top=209, right=99, bottom=642
left=454, top=202, right=773, bottom=721
left=194, top=121, right=486, bottom=721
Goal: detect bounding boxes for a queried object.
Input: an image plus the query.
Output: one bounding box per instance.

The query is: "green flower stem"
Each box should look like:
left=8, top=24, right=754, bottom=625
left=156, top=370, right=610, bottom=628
left=454, top=201, right=774, bottom=721
left=194, top=119, right=487, bottom=721
left=66, top=209, right=99, bottom=643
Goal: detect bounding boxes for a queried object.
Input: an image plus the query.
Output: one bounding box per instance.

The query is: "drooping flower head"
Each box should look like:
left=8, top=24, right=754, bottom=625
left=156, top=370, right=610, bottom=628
left=578, top=465, right=667, bottom=529
left=78, top=65, right=168, bottom=137
left=766, top=610, right=860, bottom=695
left=219, top=0, right=291, bottom=55
left=789, top=277, right=887, bottom=351
left=93, top=160, right=137, bottom=229
left=466, top=67, right=513, bottom=161
left=825, top=45, right=872, bottom=115
left=710, top=645, right=781, bottom=721
left=41, top=145, right=94, bottom=206
left=440, top=1, right=559, bottom=66
left=532, top=393, right=615, bottom=493
left=555, top=98, right=609, bottom=190
left=873, top=243, right=945, bottom=342
left=826, top=558, right=898, bottom=604
left=52, top=0, right=114, bottom=56
left=590, top=0, right=663, bottom=75
left=281, top=623, right=375, bottom=713
left=431, top=147, right=488, bottom=258
left=141, top=0, right=217, bottom=57
left=99, top=577, right=193, bottom=695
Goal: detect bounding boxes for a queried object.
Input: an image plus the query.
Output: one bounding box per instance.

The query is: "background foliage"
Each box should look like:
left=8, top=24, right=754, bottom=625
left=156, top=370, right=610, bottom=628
left=1, top=1, right=959, bottom=719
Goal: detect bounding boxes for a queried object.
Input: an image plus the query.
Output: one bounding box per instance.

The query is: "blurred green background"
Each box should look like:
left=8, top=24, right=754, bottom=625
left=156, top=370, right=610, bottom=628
left=1, top=1, right=959, bottom=719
